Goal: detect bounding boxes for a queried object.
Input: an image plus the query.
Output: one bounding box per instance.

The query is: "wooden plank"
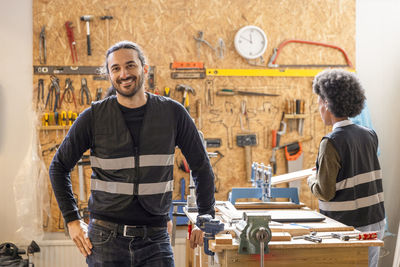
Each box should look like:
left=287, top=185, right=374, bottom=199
left=215, top=234, right=233, bottom=245
left=220, top=247, right=368, bottom=267
left=235, top=201, right=305, bottom=209
left=271, top=232, right=291, bottom=241
left=271, top=168, right=316, bottom=186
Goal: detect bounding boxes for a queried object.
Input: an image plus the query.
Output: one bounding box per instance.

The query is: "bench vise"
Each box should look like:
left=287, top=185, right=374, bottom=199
left=196, top=214, right=225, bottom=256
left=237, top=212, right=272, bottom=255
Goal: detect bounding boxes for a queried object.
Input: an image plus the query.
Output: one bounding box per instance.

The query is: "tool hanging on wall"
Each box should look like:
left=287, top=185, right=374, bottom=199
left=170, top=62, right=204, bottom=70
left=175, top=84, right=195, bottom=113
left=80, top=78, right=92, bottom=105
left=95, top=88, right=102, bottom=101
left=60, top=78, right=77, bottom=109
left=39, top=26, right=46, bottom=64
left=206, top=68, right=356, bottom=77
left=205, top=79, right=214, bottom=106
left=268, top=39, right=354, bottom=68
left=37, top=79, right=44, bottom=109
left=100, top=15, right=113, bottom=48
left=217, top=89, right=280, bottom=97
left=34, top=65, right=102, bottom=75
left=272, top=112, right=287, bottom=148
left=148, top=66, right=155, bottom=91
left=285, top=142, right=303, bottom=173
left=193, top=31, right=216, bottom=58
left=65, top=21, right=78, bottom=63
left=80, top=15, right=94, bottom=56
left=45, top=75, right=61, bottom=114
left=237, top=134, right=257, bottom=182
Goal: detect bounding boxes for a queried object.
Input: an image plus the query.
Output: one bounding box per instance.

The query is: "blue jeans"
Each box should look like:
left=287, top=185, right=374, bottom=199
left=356, top=219, right=386, bottom=267
left=86, top=223, right=175, bottom=267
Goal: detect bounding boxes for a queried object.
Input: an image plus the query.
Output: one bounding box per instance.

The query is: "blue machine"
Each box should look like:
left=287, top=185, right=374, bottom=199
left=228, top=162, right=299, bottom=205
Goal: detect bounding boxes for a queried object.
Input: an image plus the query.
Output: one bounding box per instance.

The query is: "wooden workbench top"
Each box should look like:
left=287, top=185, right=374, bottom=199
left=185, top=201, right=384, bottom=253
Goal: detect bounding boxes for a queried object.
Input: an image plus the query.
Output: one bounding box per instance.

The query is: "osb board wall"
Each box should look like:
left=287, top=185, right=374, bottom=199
left=33, top=0, right=355, bottom=232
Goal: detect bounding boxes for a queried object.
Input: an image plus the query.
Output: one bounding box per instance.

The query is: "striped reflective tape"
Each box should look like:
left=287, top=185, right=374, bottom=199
left=138, top=180, right=174, bottom=195
left=91, top=179, right=133, bottom=195
left=90, top=156, right=135, bottom=170
left=336, top=170, right=382, bottom=191
left=319, top=192, right=384, bottom=212
left=91, top=179, right=174, bottom=195
left=90, top=154, right=174, bottom=170
left=139, top=154, right=174, bottom=167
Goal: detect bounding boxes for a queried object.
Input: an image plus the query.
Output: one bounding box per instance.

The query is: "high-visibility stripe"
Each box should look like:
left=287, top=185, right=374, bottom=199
left=90, top=156, right=135, bottom=170
left=90, top=154, right=174, bottom=170
left=138, top=180, right=174, bottom=195
left=91, top=179, right=133, bottom=195
left=319, top=192, right=384, bottom=212
left=139, top=154, right=174, bottom=167
left=336, top=170, right=382, bottom=190
left=91, top=179, right=173, bottom=195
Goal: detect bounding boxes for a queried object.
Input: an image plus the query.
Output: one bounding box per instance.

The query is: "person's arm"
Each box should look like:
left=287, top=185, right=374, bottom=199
left=49, top=108, right=93, bottom=256
left=174, top=103, right=215, bottom=217
left=174, top=102, right=215, bottom=249
left=307, top=138, right=340, bottom=201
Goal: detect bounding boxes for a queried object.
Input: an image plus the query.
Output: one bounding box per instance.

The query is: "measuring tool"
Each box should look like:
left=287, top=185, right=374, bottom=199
left=207, top=68, right=356, bottom=77
left=34, top=65, right=103, bottom=75
left=170, top=71, right=205, bottom=79
left=170, top=61, right=204, bottom=70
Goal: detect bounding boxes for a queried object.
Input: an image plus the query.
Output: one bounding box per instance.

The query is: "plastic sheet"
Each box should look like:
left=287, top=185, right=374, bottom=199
left=13, top=109, right=50, bottom=241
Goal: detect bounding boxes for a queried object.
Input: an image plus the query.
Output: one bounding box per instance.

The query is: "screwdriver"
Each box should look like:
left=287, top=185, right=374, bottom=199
left=332, top=232, right=377, bottom=241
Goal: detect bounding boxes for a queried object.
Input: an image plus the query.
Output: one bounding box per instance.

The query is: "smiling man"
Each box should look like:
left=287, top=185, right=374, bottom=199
left=49, top=41, right=215, bottom=267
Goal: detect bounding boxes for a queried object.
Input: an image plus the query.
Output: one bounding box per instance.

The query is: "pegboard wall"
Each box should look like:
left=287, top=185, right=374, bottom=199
left=33, top=0, right=355, bottom=232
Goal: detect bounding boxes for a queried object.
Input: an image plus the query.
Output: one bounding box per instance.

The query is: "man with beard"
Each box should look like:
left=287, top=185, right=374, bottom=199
left=49, top=41, right=215, bottom=267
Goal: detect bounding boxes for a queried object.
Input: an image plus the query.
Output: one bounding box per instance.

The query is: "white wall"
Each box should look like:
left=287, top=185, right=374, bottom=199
left=0, top=0, right=399, bottom=266
left=357, top=1, right=400, bottom=266
left=0, top=0, right=33, bottom=240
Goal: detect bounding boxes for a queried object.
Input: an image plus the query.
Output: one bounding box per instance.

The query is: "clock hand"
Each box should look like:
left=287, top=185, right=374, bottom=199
left=240, top=35, right=251, bottom=43
left=249, top=32, right=253, bottom=44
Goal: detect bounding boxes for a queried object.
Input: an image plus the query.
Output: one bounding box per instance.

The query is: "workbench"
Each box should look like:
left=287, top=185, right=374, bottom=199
left=185, top=201, right=383, bottom=267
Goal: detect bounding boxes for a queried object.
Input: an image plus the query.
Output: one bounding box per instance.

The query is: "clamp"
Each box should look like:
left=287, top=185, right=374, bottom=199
left=80, top=78, right=92, bottom=105
left=195, top=214, right=224, bottom=256
left=65, top=21, right=78, bottom=63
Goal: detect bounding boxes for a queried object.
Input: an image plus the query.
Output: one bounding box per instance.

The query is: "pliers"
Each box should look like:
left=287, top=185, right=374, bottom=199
left=60, top=78, right=77, bottom=109
left=80, top=78, right=92, bottom=105
left=39, top=26, right=46, bottom=64
left=45, top=75, right=61, bottom=112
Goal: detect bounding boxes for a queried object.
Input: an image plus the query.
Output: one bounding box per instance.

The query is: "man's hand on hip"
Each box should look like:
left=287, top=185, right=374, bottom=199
left=67, top=219, right=93, bottom=257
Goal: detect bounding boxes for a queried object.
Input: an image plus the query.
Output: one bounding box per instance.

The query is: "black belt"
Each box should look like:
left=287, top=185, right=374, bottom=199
left=91, top=219, right=166, bottom=238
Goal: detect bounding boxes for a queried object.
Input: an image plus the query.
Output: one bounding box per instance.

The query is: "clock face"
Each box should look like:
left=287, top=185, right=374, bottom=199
left=234, top=26, right=268, bottom=59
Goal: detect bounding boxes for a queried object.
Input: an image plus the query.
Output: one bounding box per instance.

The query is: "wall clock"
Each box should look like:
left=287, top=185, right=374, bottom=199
left=234, top=25, right=268, bottom=60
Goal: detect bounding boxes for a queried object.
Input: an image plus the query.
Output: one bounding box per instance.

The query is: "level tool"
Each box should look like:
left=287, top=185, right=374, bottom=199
left=170, top=61, right=204, bottom=70
left=171, top=71, right=206, bottom=79
left=206, top=68, right=355, bottom=77
left=34, top=65, right=103, bottom=75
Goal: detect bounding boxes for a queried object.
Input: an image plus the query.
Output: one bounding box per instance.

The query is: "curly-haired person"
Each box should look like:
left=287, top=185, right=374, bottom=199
left=307, top=69, right=385, bottom=267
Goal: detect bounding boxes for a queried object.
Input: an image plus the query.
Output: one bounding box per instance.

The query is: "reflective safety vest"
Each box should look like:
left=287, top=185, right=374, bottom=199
left=88, top=94, right=176, bottom=215
left=317, top=124, right=385, bottom=227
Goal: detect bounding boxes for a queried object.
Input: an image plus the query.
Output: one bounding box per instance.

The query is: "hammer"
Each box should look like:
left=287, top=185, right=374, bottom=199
left=100, top=15, right=113, bottom=48
left=175, top=84, right=196, bottom=113
left=80, top=15, right=93, bottom=55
